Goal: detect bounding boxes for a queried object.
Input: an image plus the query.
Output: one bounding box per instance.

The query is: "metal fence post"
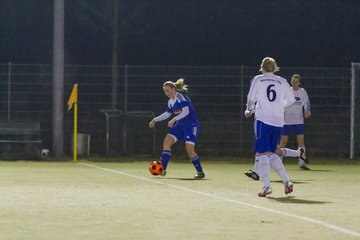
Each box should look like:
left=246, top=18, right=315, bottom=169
left=52, top=0, right=65, bottom=159
left=350, top=63, right=356, bottom=159
left=240, top=65, right=244, bottom=153
left=7, top=62, right=11, bottom=122
left=122, top=64, right=128, bottom=155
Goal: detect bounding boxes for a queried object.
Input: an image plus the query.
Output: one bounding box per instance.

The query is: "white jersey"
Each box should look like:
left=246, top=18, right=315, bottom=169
left=284, top=87, right=311, bottom=125
left=247, top=73, right=295, bottom=127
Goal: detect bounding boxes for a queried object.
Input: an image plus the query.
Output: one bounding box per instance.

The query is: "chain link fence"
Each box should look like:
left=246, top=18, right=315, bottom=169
left=0, top=63, right=355, bottom=158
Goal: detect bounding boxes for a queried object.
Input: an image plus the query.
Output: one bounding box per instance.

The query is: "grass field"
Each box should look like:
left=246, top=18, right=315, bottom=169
left=0, top=157, right=359, bottom=240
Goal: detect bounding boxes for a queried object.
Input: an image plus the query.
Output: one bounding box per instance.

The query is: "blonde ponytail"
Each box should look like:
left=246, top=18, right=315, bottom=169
left=163, top=78, right=188, bottom=93
left=174, top=78, right=188, bottom=93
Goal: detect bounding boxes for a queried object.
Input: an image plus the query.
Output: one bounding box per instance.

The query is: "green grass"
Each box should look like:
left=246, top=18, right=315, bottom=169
left=0, top=158, right=359, bottom=240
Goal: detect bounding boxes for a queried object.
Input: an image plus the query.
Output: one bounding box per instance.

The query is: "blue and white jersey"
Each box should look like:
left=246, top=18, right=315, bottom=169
left=247, top=73, right=295, bottom=127
left=284, top=87, right=311, bottom=125
left=166, top=92, right=198, bottom=126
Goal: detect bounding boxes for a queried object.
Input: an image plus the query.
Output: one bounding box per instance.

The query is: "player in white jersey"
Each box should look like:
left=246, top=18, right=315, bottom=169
left=244, top=76, right=308, bottom=180
left=245, top=57, right=295, bottom=197
left=280, top=74, right=311, bottom=170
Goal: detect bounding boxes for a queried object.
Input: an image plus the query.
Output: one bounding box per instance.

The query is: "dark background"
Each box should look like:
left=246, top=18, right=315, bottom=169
left=1, top=0, right=359, bottom=67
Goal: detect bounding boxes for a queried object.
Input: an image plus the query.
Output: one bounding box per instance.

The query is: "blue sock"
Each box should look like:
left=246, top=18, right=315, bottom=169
left=160, top=150, right=171, bottom=169
left=191, top=155, right=203, bottom=173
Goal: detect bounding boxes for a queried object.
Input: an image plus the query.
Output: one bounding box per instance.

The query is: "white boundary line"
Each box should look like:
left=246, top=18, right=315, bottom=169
left=79, top=162, right=360, bottom=238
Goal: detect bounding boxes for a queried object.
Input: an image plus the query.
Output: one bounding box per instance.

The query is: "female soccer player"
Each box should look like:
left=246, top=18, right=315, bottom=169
left=281, top=74, right=311, bottom=170
left=149, top=78, right=205, bottom=179
left=245, top=57, right=295, bottom=197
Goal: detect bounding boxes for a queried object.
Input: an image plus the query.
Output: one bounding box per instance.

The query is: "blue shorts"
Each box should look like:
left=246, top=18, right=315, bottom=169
left=282, top=124, right=304, bottom=136
left=253, top=120, right=282, bottom=153
left=169, top=123, right=199, bottom=144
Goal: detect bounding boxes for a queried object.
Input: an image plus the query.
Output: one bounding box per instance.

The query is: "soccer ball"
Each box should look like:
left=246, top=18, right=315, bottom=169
left=41, top=149, right=50, bottom=158
left=149, top=161, right=163, bottom=175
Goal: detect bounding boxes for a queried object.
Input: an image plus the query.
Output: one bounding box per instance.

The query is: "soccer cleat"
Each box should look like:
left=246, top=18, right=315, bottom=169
left=299, top=147, right=309, bottom=164
left=160, top=169, right=167, bottom=176
left=258, top=186, right=272, bottom=197
left=284, top=181, right=294, bottom=195
left=245, top=170, right=260, bottom=181
left=299, top=164, right=310, bottom=171
left=194, top=172, right=205, bottom=179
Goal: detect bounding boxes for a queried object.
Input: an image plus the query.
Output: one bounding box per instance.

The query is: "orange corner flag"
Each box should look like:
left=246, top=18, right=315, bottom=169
left=67, top=84, right=78, bottom=110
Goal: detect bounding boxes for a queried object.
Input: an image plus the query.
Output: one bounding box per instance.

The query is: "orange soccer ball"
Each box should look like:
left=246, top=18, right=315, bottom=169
left=149, top=161, right=163, bottom=175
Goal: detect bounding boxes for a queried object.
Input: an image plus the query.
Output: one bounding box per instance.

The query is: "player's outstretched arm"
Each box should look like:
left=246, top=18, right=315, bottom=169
left=149, top=111, right=172, bottom=128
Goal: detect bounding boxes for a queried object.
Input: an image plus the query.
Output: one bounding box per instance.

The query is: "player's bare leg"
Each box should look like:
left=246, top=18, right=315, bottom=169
left=280, top=135, right=288, bottom=149
left=163, top=134, right=175, bottom=150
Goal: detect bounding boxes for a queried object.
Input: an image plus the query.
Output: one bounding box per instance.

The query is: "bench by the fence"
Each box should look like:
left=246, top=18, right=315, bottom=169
left=0, top=121, right=42, bottom=144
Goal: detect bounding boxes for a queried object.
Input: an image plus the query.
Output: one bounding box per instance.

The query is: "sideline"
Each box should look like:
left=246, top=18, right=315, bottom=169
left=79, top=162, right=360, bottom=238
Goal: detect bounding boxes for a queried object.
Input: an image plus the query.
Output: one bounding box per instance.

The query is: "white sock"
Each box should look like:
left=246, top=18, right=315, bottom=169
left=258, top=154, right=271, bottom=187
left=298, top=147, right=306, bottom=165
left=254, top=156, right=260, bottom=175
left=269, top=154, right=289, bottom=183
left=298, top=158, right=305, bottom=166
left=282, top=148, right=300, bottom=157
